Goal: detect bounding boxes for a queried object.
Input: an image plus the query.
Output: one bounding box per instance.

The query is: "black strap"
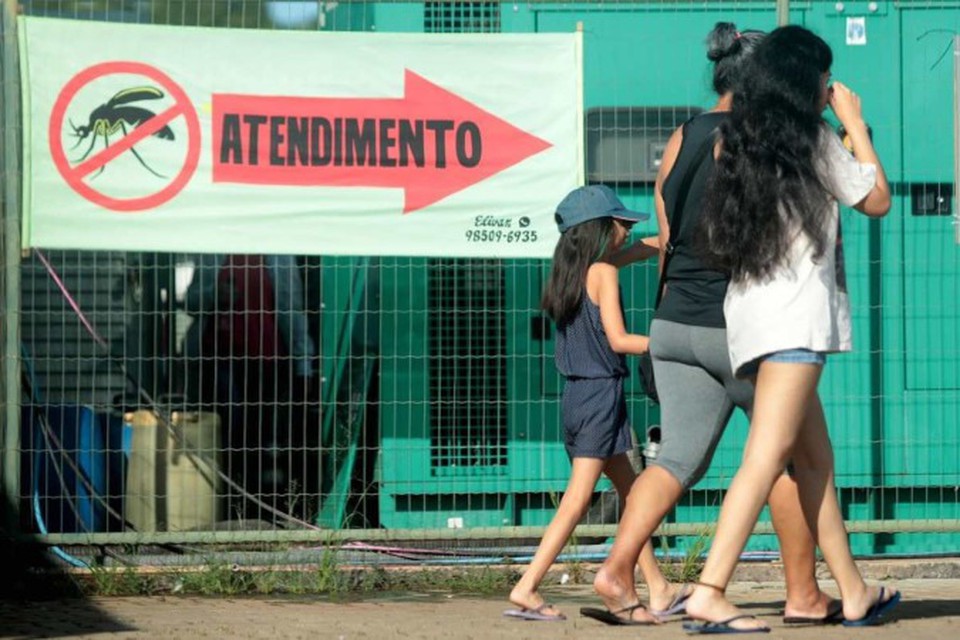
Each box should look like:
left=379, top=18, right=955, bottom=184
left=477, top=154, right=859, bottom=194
left=653, top=127, right=718, bottom=308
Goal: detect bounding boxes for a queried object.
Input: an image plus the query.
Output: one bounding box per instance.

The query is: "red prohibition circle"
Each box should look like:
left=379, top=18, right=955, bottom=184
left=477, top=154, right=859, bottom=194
left=48, top=61, right=201, bottom=213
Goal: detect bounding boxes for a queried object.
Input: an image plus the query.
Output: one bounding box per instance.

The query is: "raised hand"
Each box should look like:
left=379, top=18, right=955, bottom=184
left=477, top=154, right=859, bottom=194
left=828, top=81, right=865, bottom=130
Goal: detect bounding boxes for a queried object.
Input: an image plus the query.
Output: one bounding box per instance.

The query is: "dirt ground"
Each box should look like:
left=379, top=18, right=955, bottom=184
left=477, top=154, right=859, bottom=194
left=1, top=575, right=958, bottom=640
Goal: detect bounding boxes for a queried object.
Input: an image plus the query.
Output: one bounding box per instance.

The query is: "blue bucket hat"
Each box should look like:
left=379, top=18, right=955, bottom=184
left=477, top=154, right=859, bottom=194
left=555, top=185, right=650, bottom=233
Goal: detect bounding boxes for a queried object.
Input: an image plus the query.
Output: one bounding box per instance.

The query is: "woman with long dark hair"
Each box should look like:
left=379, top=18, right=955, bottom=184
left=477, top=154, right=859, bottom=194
left=683, top=25, right=899, bottom=633
left=589, top=22, right=837, bottom=627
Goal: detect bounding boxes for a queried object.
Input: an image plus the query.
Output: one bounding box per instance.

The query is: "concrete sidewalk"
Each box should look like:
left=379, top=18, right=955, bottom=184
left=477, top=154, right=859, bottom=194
left=1, top=559, right=958, bottom=639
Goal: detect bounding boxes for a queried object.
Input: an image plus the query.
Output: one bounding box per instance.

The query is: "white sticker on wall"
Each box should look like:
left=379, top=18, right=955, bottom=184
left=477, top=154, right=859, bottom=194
left=847, top=17, right=867, bottom=46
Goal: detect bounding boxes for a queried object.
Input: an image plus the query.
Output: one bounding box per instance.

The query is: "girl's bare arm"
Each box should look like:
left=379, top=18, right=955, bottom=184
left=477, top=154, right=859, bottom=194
left=589, top=262, right=649, bottom=355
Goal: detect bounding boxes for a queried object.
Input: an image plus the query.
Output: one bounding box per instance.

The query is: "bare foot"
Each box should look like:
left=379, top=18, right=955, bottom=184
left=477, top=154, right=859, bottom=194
left=592, top=567, right=659, bottom=624
left=843, top=585, right=900, bottom=623
left=509, top=584, right=563, bottom=619
left=784, top=590, right=840, bottom=621
left=685, top=583, right=770, bottom=632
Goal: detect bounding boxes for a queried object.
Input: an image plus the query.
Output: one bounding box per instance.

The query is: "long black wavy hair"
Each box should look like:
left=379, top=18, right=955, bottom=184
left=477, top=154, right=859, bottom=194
left=707, top=22, right=765, bottom=96
left=541, top=217, right=615, bottom=326
left=699, top=25, right=834, bottom=282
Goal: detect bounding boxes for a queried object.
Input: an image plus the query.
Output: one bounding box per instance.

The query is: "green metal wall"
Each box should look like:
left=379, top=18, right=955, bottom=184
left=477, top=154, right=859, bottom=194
left=362, top=2, right=960, bottom=555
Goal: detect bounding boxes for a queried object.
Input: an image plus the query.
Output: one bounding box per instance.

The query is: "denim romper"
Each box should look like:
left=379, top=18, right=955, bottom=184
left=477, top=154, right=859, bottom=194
left=555, top=293, right=634, bottom=459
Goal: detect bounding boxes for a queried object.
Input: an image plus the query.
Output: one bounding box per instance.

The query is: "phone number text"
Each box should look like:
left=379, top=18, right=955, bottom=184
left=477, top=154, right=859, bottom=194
left=465, top=230, right=539, bottom=243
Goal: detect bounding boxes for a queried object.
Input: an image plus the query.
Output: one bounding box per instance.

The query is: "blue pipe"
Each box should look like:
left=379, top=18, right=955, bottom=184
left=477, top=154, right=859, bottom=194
left=33, top=485, right=88, bottom=568
left=22, top=343, right=89, bottom=569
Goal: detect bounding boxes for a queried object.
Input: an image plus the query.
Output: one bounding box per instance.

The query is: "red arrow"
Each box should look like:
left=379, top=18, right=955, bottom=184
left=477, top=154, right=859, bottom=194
left=212, top=70, right=552, bottom=213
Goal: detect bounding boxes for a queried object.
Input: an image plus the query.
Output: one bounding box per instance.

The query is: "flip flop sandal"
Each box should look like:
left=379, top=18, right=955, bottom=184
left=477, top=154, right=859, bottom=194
left=502, top=602, right=566, bottom=622
left=682, top=614, right=771, bottom=634
left=842, top=587, right=901, bottom=627
left=580, top=602, right=657, bottom=626
left=650, top=585, right=693, bottom=619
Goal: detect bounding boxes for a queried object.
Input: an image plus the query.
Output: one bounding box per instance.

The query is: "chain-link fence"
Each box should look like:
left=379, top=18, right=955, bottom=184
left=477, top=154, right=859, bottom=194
left=2, top=1, right=959, bottom=567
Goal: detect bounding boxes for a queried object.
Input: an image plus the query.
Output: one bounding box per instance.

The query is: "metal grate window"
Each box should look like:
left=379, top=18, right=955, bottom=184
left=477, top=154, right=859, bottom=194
left=423, top=7, right=502, bottom=496
left=428, top=259, right=508, bottom=474
left=424, top=1, right=500, bottom=34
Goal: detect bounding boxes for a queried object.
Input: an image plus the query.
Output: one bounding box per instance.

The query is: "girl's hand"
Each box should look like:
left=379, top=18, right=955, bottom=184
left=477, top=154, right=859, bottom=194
left=638, top=335, right=650, bottom=354
left=608, top=236, right=659, bottom=268
left=828, top=81, right=865, bottom=130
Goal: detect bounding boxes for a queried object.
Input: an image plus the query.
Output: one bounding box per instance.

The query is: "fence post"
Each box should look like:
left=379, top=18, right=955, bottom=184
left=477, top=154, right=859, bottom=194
left=776, top=0, right=790, bottom=27
left=954, top=35, right=959, bottom=245
left=1, top=0, right=22, bottom=531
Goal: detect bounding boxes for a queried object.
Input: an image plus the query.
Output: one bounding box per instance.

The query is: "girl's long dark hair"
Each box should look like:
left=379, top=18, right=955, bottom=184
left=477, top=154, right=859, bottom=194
left=699, top=25, right=834, bottom=282
left=541, top=218, right=614, bottom=326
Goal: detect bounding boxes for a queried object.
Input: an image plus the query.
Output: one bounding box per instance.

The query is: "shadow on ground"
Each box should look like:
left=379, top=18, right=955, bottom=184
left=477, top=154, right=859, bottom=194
left=876, top=598, right=958, bottom=622
left=1, top=491, right=135, bottom=638
left=717, top=596, right=951, bottom=625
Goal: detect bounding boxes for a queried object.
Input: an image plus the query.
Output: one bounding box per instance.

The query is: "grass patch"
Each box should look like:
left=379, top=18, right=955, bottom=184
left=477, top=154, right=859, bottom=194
left=30, top=524, right=709, bottom=599
left=74, top=551, right=522, bottom=598
left=657, top=527, right=709, bottom=584
left=73, top=539, right=704, bottom=598
left=384, top=566, right=520, bottom=594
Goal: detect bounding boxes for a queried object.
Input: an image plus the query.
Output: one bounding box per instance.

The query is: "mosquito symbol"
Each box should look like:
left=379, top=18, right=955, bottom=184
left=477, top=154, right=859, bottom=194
left=69, top=86, right=175, bottom=178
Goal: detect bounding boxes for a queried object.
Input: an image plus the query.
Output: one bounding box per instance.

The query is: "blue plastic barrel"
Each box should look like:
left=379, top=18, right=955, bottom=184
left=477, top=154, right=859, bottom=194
left=23, top=405, right=127, bottom=533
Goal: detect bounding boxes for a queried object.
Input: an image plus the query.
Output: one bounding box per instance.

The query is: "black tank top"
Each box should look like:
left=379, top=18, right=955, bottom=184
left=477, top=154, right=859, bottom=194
left=655, top=111, right=729, bottom=328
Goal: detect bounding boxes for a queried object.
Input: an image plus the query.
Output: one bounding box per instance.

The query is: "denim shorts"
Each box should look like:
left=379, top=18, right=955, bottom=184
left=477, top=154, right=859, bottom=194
left=737, top=348, right=826, bottom=377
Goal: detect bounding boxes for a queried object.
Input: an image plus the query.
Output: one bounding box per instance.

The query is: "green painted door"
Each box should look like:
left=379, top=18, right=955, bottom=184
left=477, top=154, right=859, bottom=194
left=901, top=8, right=960, bottom=390
left=874, top=5, right=960, bottom=490
left=884, top=4, right=960, bottom=553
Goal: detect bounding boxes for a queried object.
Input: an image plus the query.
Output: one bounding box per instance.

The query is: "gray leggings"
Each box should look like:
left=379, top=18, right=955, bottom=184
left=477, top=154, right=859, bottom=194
left=648, top=319, right=754, bottom=489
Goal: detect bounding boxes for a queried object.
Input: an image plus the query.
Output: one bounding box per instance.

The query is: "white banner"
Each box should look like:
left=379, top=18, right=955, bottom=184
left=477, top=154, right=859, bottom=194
left=19, top=17, right=582, bottom=257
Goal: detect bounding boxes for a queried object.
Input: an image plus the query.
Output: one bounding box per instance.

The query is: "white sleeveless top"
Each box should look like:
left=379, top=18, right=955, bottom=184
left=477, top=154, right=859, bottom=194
left=724, top=125, right=878, bottom=375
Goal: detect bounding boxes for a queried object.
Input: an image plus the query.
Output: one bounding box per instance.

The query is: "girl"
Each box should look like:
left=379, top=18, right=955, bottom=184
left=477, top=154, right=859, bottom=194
left=684, top=25, right=900, bottom=633
left=504, top=184, right=663, bottom=624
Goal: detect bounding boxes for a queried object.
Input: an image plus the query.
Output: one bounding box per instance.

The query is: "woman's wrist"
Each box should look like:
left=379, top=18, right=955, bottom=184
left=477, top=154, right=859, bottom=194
left=840, top=118, right=869, bottom=136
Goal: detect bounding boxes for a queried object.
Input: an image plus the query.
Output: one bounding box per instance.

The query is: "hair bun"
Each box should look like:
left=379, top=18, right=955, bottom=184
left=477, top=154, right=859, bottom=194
left=707, top=22, right=741, bottom=62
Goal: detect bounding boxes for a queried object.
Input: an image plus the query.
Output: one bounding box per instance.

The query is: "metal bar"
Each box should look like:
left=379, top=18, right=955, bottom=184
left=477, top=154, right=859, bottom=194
left=29, top=519, right=960, bottom=546
left=1, top=0, right=22, bottom=531
left=527, top=1, right=813, bottom=14
left=954, top=35, right=959, bottom=244
left=776, top=0, right=790, bottom=27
